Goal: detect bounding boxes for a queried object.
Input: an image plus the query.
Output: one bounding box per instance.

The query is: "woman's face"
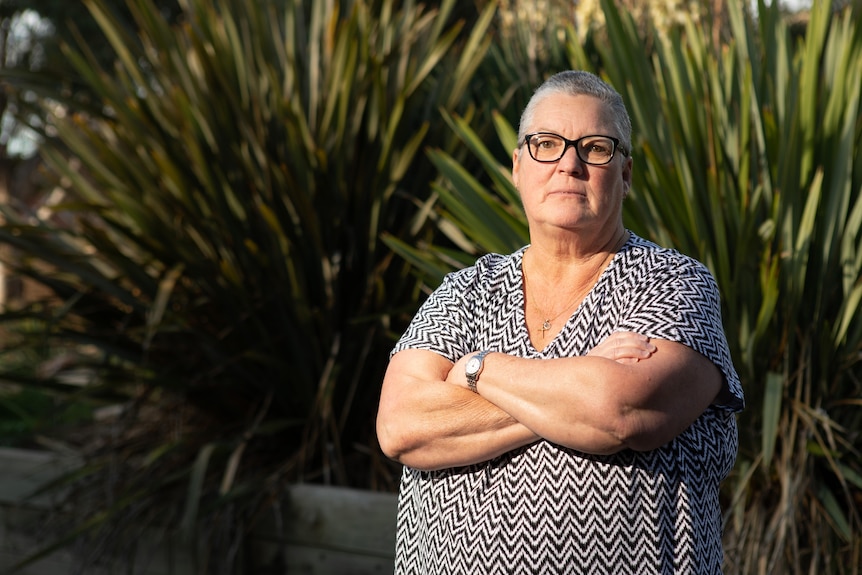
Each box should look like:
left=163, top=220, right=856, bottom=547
left=512, top=93, right=632, bottom=238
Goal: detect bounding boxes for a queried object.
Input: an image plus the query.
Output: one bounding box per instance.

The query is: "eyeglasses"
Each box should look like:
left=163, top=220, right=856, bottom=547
left=522, top=132, right=625, bottom=166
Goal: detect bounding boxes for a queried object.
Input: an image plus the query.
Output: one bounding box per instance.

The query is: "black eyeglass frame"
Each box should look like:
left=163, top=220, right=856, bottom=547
left=522, top=132, right=627, bottom=166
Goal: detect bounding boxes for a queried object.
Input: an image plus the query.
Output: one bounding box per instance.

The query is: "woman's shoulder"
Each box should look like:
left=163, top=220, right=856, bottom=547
left=446, top=248, right=526, bottom=289
left=624, top=232, right=712, bottom=276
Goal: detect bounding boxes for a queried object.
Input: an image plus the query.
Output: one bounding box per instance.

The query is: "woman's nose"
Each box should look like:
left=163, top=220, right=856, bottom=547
left=558, top=144, right=584, bottom=173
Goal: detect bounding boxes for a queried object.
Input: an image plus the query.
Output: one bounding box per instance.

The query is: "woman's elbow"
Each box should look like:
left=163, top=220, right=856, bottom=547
left=376, top=412, right=406, bottom=463
left=377, top=410, right=430, bottom=467
left=612, top=409, right=684, bottom=452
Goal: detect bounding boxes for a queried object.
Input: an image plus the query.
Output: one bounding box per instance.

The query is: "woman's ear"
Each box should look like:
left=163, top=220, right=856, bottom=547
left=511, top=148, right=521, bottom=188
left=622, top=156, right=633, bottom=191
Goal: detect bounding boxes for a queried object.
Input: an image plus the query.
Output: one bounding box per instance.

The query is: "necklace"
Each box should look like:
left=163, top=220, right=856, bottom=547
left=524, top=231, right=628, bottom=339
left=537, top=298, right=581, bottom=338
left=522, top=265, right=586, bottom=339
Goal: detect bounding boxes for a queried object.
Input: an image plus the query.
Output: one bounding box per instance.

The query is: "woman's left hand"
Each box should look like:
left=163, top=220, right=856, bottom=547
left=587, top=331, right=656, bottom=364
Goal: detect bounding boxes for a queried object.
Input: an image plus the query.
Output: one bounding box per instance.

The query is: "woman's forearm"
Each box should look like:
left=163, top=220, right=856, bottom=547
left=376, top=349, right=541, bottom=470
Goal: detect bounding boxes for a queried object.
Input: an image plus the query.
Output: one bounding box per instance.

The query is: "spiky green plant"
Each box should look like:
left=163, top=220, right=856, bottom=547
left=0, top=0, right=494, bottom=571
left=387, top=0, right=862, bottom=572
left=592, top=1, right=862, bottom=571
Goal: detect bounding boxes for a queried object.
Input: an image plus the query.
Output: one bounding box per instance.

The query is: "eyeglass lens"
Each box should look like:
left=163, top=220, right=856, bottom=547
left=527, top=134, right=616, bottom=165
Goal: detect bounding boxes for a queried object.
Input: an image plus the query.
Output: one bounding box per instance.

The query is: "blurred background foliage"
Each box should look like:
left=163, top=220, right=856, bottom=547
left=0, top=0, right=860, bottom=573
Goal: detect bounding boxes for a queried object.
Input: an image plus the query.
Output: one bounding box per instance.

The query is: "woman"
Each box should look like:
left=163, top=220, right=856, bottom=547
left=376, top=70, right=744, bottom=574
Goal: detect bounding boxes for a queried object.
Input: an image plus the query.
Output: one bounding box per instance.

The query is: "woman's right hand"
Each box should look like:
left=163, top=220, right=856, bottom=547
left=587, top=331, right=656, bottom=364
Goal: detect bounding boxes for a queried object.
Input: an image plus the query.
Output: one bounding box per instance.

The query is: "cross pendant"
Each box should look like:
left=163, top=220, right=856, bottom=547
left=540, top=320, right=551, bottom=338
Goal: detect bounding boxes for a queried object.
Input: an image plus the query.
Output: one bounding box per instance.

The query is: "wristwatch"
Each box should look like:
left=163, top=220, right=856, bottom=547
left=465, top=350, right=491, bottom=393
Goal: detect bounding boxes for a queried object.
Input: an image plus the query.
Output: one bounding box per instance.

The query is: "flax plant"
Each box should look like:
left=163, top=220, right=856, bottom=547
left=589, top=2, right=862, bottom=571
left=0, top=0, right=493, bottom=571
left=388, top=0, right=862, bottom=572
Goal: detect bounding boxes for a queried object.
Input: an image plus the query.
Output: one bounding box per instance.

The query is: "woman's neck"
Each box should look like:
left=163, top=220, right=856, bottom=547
left=524, top=227, right=628, bottom=282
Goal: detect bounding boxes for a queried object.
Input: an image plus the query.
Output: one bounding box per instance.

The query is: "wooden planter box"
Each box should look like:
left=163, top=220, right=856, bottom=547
left=254, top=484, right=398, bottom=574
left=0, top=447, right=397, bottom=574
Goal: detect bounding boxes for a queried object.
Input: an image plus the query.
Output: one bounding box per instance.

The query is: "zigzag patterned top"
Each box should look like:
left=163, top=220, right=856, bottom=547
left=391, top=232, right=744, bottom=574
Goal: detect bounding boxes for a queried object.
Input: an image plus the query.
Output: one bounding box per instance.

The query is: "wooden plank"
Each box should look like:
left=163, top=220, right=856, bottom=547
left=284, top=484, right=397, bottom=554
left=252, top=484, right=398, bottom=574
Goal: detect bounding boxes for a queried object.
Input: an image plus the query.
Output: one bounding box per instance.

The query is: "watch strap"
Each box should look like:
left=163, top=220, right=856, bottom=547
left=466, top=350, right=491, bottom=393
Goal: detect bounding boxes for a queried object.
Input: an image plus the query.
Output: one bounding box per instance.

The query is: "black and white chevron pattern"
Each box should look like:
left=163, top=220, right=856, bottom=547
left=391, top=233, right=744, bottom=574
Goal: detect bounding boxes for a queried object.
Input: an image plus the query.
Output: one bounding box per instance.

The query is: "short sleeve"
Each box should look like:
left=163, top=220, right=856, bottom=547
left=391, top=270, right=473, bottom=363
left=618, top=253, right=744, bottom=411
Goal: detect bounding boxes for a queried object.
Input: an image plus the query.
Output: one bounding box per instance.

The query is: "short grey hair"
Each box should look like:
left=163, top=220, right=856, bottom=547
left=517, top=70, right=632, bottom=157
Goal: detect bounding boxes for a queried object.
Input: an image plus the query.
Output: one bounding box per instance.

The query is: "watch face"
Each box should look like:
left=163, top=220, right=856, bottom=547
left=466, top=357, right=481, bottom=374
